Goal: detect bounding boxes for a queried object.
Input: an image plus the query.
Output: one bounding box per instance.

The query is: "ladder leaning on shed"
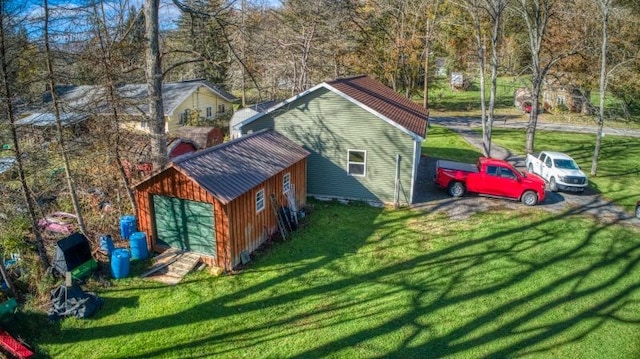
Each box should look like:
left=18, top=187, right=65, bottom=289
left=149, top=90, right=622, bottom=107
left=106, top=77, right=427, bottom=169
left=270, top=193, right=290, bottom=240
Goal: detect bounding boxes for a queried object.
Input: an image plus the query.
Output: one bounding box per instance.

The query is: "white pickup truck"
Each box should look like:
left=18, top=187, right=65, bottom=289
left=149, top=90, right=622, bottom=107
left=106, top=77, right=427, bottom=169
left=525, top=151, right=588, bottom=192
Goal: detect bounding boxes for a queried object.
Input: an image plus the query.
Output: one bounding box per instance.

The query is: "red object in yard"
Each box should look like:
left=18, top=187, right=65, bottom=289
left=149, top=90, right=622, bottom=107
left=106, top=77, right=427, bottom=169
left=0, top=328, right=33, bottom=359
left=434, top=157, right=546, bottom=206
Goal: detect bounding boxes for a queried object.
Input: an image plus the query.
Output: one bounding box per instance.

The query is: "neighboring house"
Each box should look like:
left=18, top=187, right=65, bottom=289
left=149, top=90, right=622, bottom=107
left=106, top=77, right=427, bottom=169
left=16, top=79, right=238, bottom=134
left=123, top=136, right=199, bottom=178
left=515, top=81, right=588, bottom=114
left=236, top=75, right=429, bottom=206
left=229, top=100, right=278, bottom=139
left=174, top=126, right=224, bottom=149
left=134, top=129, right=309, bottom=270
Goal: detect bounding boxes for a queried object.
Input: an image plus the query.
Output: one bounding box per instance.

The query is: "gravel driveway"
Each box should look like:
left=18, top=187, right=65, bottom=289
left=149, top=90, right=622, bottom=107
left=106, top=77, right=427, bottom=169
left=412, top=116, right=640, bottom=226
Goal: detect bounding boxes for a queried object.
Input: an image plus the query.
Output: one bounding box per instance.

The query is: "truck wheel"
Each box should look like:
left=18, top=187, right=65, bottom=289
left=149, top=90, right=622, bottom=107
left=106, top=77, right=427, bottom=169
left=549, top=177, right=558, bottom=192
left=448, top=182, right=466, bottom=198
left=521, top=191, right=538, bottom=206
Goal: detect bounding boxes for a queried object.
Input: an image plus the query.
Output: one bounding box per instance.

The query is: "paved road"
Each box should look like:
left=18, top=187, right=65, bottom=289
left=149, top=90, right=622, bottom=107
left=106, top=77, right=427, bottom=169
left=431, top=116, right=640, bottom=138
left=413, top=116, right=639, bottom=226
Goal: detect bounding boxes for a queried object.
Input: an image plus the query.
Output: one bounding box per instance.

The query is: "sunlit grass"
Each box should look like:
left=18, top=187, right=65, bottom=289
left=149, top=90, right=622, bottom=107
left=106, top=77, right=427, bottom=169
left=11, top=202, right=640, bottom=358
left=423, top=125, right=483, bottom=163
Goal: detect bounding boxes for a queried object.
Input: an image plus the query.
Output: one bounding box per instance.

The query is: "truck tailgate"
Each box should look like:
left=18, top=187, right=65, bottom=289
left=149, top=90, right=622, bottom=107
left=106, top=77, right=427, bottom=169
left=436, top=160, right=478, bottom=173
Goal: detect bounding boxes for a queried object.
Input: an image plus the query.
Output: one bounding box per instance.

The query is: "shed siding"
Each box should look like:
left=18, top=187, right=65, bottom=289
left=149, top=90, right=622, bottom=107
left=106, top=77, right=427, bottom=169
left=135, top=167, right=230, bottom=269
left=242, top=89, right=417, bottom=205
left=226, top=160, right=306, bottom=267
left=135, top=159, right=307, bottom=270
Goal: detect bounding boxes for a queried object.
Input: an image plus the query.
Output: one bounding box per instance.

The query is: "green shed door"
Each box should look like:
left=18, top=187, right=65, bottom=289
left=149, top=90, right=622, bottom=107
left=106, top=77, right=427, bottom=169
left=152, top=195, right=216, bottom=256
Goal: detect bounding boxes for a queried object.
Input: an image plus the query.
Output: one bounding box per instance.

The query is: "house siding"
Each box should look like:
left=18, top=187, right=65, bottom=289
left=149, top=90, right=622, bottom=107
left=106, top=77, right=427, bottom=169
left=242, top=89, right=417, bottom=205
left=168, top=87, right=234, bottom=133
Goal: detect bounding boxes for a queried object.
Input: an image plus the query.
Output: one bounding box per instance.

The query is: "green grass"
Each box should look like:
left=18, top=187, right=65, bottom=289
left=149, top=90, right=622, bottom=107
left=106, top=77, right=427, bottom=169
left=11, top=202, right=640, bottom=358
left=489, top=128, right=640, bottom=210
left=428, top=76, right=525, bottom=112
left=423, top=125, right=483, bottom=163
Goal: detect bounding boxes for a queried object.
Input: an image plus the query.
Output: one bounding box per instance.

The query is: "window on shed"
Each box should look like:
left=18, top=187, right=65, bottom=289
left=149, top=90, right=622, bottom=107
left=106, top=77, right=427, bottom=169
left=206, top=107, right=212, bottom=118
left=283, top=173, right=291, bottom=193
left=217, top=104, right=226, bottom=113
left=256, top=189, right=265, bottom=213
left=347, top=150, right=366, bottom=176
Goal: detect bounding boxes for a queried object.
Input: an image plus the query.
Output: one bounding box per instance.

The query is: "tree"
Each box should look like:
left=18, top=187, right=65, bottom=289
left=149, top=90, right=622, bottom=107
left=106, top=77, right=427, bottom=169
left=454, top=0, right=508, bottom=157
left=0, top=0, right=50, bottom=280
left=144, top=0, right=167, bottom=170
left=43, top=0, right=88, bottom=235
left=513, top=0, right=580, bottom=154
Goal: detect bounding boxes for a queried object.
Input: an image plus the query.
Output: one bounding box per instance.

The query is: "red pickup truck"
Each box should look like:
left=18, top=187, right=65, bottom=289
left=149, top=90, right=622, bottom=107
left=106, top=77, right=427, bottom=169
left=434, top=157, right=546, bottom=206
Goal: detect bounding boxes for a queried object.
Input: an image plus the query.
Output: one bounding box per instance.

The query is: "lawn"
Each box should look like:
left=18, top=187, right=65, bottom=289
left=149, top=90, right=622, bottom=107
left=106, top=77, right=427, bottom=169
left=9, top=201, right=640, bottom=358
left=422, top=125, right=483, bottom=163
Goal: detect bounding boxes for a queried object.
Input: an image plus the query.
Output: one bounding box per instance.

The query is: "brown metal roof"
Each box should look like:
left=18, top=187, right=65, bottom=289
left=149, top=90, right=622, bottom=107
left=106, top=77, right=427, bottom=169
left=171, top=129, right=310, bottom=204
left=326, top=75, right=428, bottom=138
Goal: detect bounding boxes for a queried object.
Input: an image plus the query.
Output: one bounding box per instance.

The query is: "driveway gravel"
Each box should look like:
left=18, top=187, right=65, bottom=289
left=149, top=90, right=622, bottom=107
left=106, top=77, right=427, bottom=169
left=412, top=116, right=640, bottom=226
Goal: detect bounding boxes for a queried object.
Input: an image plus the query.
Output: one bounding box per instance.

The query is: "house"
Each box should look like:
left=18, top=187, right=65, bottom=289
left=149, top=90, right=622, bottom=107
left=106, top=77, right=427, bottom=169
left=17, top=79, right=238, bottom=134
left=235, top=75, right=429, bottom=206
left=134, top=129, right=309, bottom=270
left=174, top=126, right=224, bottom=149
left=123, top=136, right=200, bottom=178
left=229, top=100, right=278, bottom=139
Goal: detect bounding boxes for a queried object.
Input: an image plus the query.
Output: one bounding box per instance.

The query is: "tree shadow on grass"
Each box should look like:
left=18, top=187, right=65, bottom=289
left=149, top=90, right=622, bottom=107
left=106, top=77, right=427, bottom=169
left=17, top=201, right=640, bottom=358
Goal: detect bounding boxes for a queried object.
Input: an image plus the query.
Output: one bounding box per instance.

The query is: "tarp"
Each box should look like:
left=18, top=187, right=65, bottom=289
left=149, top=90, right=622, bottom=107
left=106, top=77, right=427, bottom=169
left=52, top=233, right=93, bottom=276
left=48, top=284, right=103, bottom=320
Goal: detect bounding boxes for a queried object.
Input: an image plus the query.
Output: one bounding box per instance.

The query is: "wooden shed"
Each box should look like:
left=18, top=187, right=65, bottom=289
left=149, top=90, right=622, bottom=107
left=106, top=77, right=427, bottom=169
left=134, top=129, right=309, bottom=270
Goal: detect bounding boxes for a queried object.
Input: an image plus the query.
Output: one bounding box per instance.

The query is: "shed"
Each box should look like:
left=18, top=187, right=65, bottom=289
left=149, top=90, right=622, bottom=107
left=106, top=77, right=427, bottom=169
left=134, top=129, right=309, bottom=270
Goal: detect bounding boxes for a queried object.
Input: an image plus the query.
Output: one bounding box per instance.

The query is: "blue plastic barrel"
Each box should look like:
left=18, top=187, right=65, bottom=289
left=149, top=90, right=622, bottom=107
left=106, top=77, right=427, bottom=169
left=99, top=234, right=114, bottom=255
left=119, top=215, right=136, bottom=240
left=129, top=232, right=149, bottom=260
left=111, top=249, right=131, bottom=279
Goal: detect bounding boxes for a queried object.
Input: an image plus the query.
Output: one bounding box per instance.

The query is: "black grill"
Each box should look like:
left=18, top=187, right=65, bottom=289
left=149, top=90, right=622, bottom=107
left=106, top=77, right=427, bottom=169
left=565, top=176, right=586, bottom=185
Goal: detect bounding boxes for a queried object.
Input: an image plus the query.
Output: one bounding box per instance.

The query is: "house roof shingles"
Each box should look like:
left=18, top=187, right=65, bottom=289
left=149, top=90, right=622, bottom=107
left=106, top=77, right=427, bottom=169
left=326, top=75, right=428, bottom=139
left=171, top=129, right=309, bottom=204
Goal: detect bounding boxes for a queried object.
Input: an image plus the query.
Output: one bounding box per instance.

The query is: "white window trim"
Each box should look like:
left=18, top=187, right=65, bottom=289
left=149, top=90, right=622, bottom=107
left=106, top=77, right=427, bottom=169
left=347, top=149, right=367, bottom=177
left=256, top=189, right=265, bottom=213
left=283, top=173, right=291, bottom=193
left=206, top=106, right=212, bottom=118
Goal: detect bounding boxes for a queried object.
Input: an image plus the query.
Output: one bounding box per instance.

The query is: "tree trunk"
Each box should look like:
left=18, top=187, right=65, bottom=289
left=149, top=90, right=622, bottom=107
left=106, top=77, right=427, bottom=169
left=591, top=0, right=610, bottom=176
left=145, top=0, right=167, bottom=170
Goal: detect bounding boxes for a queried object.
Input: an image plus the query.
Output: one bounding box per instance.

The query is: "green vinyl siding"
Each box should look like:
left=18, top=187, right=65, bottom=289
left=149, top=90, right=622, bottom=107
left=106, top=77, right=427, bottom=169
left=242, top=88, right=418, bottom=205
left=153, top=195, right=217, bottom=256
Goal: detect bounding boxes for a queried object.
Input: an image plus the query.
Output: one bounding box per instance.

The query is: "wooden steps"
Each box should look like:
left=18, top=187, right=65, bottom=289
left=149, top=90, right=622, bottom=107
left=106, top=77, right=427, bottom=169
left=141, top=249, right=201, bottom=285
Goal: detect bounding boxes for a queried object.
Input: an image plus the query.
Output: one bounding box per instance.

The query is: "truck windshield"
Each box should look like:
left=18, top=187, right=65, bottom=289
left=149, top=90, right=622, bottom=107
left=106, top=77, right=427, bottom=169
left=554, top=159, right=579, bottom=170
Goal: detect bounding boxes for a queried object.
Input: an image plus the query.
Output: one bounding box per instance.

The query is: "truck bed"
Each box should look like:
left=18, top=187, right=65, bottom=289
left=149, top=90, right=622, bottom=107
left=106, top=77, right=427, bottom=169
left=435, top=160, right=478, bottom=173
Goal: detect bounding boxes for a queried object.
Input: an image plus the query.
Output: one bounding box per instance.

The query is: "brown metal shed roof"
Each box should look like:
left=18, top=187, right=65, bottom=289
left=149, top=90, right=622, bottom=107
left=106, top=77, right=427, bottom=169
left=170, top=129, right=310, bottom=204
left=326, top=75, right=428, bottom=138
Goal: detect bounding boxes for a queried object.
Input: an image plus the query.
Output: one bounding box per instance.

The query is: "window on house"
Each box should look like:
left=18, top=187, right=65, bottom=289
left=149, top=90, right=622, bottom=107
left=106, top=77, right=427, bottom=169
left=140, top=120, right=149, bottom=129
left=256, top=189, right=265, bottom=213
left=180, top=110, right=190, bottom=125
left=217, top=104, right=226, bottom=114
left=283, top=173, right=291, bottom=193
left=206, top=107, right=212, bottom=118
left=347, top=150, right=366, bottom=176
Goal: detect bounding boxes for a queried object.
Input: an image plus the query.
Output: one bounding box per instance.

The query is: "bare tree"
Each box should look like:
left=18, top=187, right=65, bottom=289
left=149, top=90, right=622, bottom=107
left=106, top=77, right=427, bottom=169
left=43, top=0, right=88, bottom=235
left=455, top=0, right=508, bottom=157
left=0, top=1, right=50, bottom=282
left=145, top=0, right=167, bottom=170
left=513, top=0, right=579, bottom=154
left=590, top=0, right=610, bottom=176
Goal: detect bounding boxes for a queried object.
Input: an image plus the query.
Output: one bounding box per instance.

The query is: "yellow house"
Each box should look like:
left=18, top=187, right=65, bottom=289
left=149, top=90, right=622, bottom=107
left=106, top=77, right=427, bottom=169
left=17, top=79, right=238, bottom=134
